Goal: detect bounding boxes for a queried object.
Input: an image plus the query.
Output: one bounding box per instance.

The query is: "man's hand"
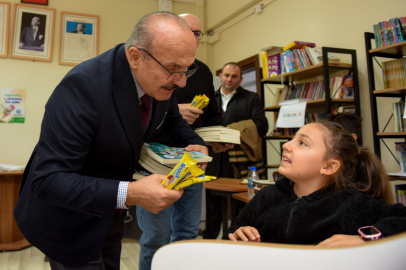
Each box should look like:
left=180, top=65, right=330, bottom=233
left=228, top=226, right=261, bottom=242
left=125, top=174, right=183, bottom=214
left=178, top=104, right=203, bottom=125
left=211, top=142, right=234, bottom=153
left=317, top=234, right=365, bottom=247
left=184, top=144, right=209, bottom=170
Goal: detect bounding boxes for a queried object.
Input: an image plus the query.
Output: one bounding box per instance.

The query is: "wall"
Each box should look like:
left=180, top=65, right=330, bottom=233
left=0, top=0, right=204, bottom=165
left=205, top=0, right=406, bottom=174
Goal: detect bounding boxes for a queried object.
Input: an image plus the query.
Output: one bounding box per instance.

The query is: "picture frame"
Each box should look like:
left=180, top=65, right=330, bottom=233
left=20, top=0, right=48, bottom=6
left=10, top=3, right=55, bottom=62
left=59, top=11, right=99, bottom=66
left=0, top=1, right=10, bottom=58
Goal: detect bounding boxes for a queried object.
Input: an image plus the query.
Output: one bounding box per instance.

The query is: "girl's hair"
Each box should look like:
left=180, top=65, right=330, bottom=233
left=318, top=121, right=394, bottom=204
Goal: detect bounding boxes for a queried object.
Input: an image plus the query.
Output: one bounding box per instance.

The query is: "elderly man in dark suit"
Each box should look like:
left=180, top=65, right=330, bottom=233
left=14, top=11, right=207, bottom=270
left=19, top=16, right=44, bottom=49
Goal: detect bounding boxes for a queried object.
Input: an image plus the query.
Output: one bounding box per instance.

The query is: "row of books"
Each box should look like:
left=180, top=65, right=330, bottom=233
left=373, top=17, right=406, bottom=48
left=393, top=98, right=406, bottom=132
left=261, top=42, right=316, bottom=78
left=382, top=57, right=406, bottom=89
left=194, top=126, right=241, bottom=145
left=271, top=75, right=354, bottom=106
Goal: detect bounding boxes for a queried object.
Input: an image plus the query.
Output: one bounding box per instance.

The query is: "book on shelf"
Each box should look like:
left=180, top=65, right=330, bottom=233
left=267, top=53, right=281, bottom=77
left=395, top=142, right=406, bottom=173
left=272, top=86, right=288, bottom=106
left=283, top=41, right=316, bottom=51
left=395, top=184, right=406, bottom=206
left=382, top=57, right=406, bottom=89
left=260, top=46, right=284, bottom=78
left=392, top=97, right=406, bottom=132
left=142, top=142, right=212, bottom=164
left=194, top=126, right=241, bottom=145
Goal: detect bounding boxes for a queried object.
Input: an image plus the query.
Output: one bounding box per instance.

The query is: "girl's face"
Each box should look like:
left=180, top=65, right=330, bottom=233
left=278, top=123, right=328, bottom=182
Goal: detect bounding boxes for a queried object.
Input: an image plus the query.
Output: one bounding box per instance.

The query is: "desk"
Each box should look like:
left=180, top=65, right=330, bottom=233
left=0, top=172, right=31, bottom=251
left=232, top=192, right=252, bottom=204
left=203, top=178, right=247, bottom=239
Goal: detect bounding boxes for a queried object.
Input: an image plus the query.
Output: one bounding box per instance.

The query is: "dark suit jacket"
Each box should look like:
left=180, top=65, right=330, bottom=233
left=20, top=26, right=44, bottom=47
left=13, top=44, right=205, bottom=266
left=206, top=86, right=268, bottom=177
left=215, top=86, right=268, bottom=137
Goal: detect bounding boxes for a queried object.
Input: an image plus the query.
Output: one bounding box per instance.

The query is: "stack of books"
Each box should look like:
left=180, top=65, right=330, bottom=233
left=382, top=58, right=406, bottom=89
left=392, top=98, right=406, bottom=132
left=194, top=126, right=240, bottom=145
left=373, top=17, right=406, bottom=48
left=134, top=142, right=212, bottom=179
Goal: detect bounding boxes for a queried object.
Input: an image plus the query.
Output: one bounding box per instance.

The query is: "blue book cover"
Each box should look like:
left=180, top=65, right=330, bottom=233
left=285, top=50, right=295, bottom=72
left=142, top=142, right=212, bottom=164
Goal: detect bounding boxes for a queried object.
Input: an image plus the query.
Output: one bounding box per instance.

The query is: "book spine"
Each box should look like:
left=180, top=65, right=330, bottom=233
left=285, top=50, right=295, bottom=73
left=260, top=50, right=269, bottom=79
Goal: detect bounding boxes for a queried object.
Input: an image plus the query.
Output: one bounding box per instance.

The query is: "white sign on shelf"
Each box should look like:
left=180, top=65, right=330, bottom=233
left=275, top=99, right=308, bottom=128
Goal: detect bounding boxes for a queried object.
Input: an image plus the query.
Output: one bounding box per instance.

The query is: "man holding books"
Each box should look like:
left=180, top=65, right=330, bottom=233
left=14, top=12, right=208, bottom=270
left=136, top=14, right=233, bottom=270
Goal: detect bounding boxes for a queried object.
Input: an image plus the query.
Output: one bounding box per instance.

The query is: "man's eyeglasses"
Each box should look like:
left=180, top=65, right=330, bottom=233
left=192, top=31, right=204, bottom=40
left=135, top=47, right=198, bottom=80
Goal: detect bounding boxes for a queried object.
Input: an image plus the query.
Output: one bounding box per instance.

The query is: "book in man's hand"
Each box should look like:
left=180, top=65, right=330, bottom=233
left=194, top=126, right=241, bottom=145
left=142, top=142, right=212, bottom=165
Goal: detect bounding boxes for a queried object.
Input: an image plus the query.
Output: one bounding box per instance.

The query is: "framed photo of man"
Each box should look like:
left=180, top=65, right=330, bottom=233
left=10, top=3, right=55, bottom=61
left=0, top=1, right=10, bottom=58
left=59, top=12, right=99, bottom=66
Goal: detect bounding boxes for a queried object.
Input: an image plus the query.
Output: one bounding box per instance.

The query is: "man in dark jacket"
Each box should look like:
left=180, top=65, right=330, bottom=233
left=204, top=62, right=268, bottom=239
left=14, top=11, right=207, bottom=269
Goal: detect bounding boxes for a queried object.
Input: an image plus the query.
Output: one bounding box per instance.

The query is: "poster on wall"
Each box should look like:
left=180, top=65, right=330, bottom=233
left=0, top=88, right=26, bottom=123
left=0, top=1, right=10, bottom=58
left=59, top=11, right=99, bottom=66
left=10, top=3, right=55, bottom=62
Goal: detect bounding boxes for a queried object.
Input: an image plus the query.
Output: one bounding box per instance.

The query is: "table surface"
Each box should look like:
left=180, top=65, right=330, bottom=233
left=203, top=178, right=248, bottom=192
left=0, top=172, right=24, bottom=176
left=232, top=192, right=252, bottom=204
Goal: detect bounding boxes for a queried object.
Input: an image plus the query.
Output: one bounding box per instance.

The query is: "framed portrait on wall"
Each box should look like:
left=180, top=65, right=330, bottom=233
left=0, top=1, right=10, bottom=58
left=59, top=12, right=99, bottom=66
left=10, top=3, right=55, bottom=62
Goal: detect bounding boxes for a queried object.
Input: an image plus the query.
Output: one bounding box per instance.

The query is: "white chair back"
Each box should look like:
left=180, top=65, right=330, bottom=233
left=152, top=232, right=406, bottom=270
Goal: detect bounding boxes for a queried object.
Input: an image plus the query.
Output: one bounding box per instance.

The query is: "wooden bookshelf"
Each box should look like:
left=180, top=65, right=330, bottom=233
left=264, top=99, right=354, bottom=111
left=369, top=40, right=406, bottom=56
left=377, top=132, right=406, bottom=138
left=262, top=63, right=352, bottom=84
left=373, top=86, right=406, bottom=95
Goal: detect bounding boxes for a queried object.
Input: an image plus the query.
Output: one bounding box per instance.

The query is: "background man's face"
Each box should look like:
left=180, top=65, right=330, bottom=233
left=219, top=65, right=243, bottom=92
left=31, top=17, right=40, bottom=26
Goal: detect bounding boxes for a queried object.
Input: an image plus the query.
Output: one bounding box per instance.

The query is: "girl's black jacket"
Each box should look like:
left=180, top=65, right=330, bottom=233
left=226, top=177, right=406, bottom=244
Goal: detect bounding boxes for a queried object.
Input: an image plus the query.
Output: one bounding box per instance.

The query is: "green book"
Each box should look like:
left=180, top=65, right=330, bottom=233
left=142, top=142, right=212, bottom=165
